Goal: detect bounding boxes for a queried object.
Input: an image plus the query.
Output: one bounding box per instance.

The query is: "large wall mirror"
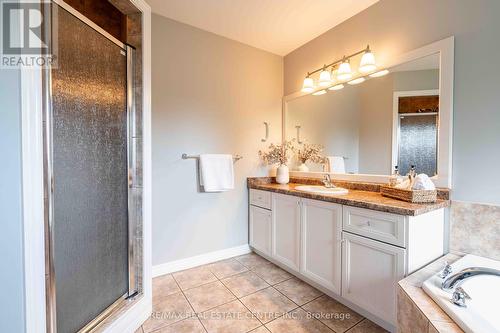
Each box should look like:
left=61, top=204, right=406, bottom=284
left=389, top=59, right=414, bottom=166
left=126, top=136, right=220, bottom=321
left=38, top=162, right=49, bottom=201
left=283, top=37, right=454, bottom=188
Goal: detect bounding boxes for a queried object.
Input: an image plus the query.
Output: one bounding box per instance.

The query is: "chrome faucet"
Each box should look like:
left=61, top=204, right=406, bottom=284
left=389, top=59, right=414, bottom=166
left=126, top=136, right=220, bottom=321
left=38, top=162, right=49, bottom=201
left=442, top=267, right=500, bottom=290
left=322, top=174, right=335, bottom=188
left=441, top=266, right=500, bottom=307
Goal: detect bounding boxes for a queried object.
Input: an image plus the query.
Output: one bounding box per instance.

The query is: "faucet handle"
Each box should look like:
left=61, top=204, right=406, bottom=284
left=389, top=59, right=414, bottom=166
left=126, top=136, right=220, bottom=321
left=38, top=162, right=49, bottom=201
left=439, top=261, right=453, bottom=279
left=451, top=287, right=471, bottom=307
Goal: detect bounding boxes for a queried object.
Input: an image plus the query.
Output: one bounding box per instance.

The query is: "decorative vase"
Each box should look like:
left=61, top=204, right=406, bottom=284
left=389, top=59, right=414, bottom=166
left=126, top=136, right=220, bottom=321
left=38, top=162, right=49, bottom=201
left=276, top=164, right=290, bottom=184
left=297, top=162, right=309, bottom=172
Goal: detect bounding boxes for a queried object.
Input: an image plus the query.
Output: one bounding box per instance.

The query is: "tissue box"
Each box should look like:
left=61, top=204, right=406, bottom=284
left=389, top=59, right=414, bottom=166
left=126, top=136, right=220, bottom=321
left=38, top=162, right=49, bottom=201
left=380, top=185, right=437, bottom=203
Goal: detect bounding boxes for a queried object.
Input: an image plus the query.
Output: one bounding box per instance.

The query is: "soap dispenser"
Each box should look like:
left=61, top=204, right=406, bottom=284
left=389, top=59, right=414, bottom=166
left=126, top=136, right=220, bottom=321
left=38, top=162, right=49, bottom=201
left=408, top=165, right=417, bottom=189
left=389, top=166, right=400, bottom=187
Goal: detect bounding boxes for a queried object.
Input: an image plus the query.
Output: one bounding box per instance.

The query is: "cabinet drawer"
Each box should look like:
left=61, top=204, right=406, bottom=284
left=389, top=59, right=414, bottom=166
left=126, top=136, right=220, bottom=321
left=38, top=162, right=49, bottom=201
left=250, top=189, right=272, bottom=210
left=343, top=206, right=406, bottom=247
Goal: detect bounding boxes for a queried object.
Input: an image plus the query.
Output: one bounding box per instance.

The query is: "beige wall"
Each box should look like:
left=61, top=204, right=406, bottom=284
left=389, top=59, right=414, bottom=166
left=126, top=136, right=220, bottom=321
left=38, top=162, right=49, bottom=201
left=284, top=0, right=500, bottom=205
left=152, top=14, right=283, bottom=265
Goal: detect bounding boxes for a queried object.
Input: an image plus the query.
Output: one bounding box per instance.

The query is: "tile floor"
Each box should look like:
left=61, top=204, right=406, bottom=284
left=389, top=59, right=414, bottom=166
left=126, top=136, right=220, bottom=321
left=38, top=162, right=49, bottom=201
left=137, top=252, right=388, bottom=333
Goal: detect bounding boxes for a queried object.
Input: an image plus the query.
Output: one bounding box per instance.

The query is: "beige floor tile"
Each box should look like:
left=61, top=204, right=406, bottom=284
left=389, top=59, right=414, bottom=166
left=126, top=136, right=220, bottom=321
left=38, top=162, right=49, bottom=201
left=184, top=280, right=236, bottom=313
left=208, top=259, right=248, bottom=279
left=302, top=295, right=363, bottom=332
left=173, top=266, right=218, bottom=290
left=240, top=287, right=298, bottom=324
left=252, top=263, right=293, bottom=285
left=221, top=271, right=269, bottom=298
left=250, top=326, right=270, bottom=333
left=265, top=308, right=332, bottom=333
left=274, top=278, right=322, bottom=306
left=134, top=326, right=144, bottom=333
left=143, top=292, right=194, bottom=333
left=200, top=299, right=261, bottom=333
left=235, top=253, right=270, bottom=269
left=154, top=317, right=205, bottom=333
left=153, top=274, right=181, bottom=302
left=347, top=319, right=388, bottom=333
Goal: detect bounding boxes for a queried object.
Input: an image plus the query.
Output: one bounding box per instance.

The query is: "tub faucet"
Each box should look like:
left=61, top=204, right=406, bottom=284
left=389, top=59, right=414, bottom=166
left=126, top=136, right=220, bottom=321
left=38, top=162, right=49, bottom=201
left=442, top=267, right=500, bottom=307
left=442, top=267, right=500, bottom=290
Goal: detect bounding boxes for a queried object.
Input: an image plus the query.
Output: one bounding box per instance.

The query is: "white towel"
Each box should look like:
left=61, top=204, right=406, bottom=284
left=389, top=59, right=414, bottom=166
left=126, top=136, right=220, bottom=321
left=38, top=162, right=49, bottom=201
left=199, top=154, right=234, bottom=192
left=412, top=174, right=436, bottom=190
left=326, top=156, right=346, bottom=174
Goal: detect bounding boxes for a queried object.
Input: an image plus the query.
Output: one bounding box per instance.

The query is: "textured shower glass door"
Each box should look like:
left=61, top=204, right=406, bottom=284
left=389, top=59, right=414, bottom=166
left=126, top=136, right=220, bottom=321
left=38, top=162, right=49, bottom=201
left=50, top=5, right=129, bottom=333
left=398, top=114, right=438, bottom=176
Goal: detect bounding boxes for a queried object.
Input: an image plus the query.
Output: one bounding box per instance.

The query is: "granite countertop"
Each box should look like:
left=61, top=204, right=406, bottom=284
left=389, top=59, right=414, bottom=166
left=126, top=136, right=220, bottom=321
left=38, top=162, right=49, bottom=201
left=398, top=253, right=465, bottom=333
left=248, top=179, right=450, bottom=216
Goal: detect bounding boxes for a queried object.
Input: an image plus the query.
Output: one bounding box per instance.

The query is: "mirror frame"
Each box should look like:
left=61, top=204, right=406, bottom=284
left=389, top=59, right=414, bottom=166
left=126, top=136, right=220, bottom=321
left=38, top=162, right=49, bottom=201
left=282, top=36, right=454, bottom=188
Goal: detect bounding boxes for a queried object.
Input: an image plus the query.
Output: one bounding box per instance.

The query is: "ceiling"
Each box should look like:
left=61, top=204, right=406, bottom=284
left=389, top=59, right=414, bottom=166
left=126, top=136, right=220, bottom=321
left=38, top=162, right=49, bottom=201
left=147, top=0, right=379, bottom=56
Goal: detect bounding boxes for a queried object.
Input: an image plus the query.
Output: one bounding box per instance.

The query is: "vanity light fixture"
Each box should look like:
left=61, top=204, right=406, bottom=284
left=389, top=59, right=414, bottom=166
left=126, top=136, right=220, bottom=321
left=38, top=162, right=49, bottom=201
left=359, top=46, right=377, bottom=73
left=300, top=45, right=382, bottom=95
left=369, top=69, right=390, bottom=77
left=301, top=74, right=315, bottom=93
left=347, top=77, right=366, bottom=85
left=312, top=89, right=327, bottom=96
left=328, top=84, right=344, bottom=91
left=318, top=66, right=332, bottom=87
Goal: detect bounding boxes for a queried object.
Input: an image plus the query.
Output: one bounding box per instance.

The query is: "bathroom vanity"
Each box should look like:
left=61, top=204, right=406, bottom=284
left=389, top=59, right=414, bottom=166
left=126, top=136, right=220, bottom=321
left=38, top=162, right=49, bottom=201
left=248, top=178, right=449, bottom=331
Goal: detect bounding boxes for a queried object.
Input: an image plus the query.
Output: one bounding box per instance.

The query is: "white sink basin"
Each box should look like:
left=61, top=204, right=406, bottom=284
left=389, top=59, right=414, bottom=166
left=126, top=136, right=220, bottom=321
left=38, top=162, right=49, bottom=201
left=295, top=185, right=348, bottom=195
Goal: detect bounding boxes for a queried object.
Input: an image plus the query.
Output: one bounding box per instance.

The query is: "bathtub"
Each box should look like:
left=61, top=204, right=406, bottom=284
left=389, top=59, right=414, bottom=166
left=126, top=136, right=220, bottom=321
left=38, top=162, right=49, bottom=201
left=423, top=254, right=500, bottom=333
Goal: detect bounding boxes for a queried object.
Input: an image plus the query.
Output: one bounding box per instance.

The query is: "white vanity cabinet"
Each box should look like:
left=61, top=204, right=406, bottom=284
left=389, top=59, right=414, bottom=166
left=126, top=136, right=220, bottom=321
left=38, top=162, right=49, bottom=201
left=342, top=232, right=405, bottom=325
left=248, top=189, right=444, bottom=330
left=342, top=206, right=444, bottom=326
left=249, top=205, right=272, bottom=256
left=271, top=193, right=301, bottom=271
left=300, top=198, right=342, bottom=294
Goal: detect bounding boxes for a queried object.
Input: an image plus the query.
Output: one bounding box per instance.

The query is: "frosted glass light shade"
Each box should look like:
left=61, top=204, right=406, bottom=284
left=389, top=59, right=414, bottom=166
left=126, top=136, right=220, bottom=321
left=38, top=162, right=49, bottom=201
left=319, top=69, right=332, bottom=87
left=348, top=77, right=366, bottom=85
left=328, top=84, right=344, bottom=91
left=312, top=89, right=327, bottom=96
left=302, top=77, right=314, bottom=93
left=369, top=69, right=389, bottom=77
left=337, top=61, right=352, bottom=81
left=359, top=50, right=376, bottom=73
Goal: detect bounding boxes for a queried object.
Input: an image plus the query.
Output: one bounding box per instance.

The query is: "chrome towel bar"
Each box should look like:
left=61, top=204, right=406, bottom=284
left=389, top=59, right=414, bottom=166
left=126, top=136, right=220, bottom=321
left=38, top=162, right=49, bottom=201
left=182, top=153, right=243, bottom=162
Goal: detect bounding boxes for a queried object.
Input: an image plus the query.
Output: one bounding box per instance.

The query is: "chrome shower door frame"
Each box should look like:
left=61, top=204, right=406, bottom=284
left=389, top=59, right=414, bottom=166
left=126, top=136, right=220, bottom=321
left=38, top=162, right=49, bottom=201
left=42, top=1, right=141, bottom=332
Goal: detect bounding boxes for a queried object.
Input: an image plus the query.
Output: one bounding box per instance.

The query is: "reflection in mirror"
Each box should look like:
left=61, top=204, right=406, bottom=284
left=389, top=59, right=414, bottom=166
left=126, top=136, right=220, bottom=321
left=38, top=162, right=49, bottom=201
left=286, top=53, right=440, bottom=176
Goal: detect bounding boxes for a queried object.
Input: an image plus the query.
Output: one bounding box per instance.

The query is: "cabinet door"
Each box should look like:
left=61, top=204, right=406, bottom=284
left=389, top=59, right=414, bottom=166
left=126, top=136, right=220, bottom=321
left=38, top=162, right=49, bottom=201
left=249, top=205, right=272, bottom=256
left=272, top=193, right=301, bottom=271
left=301, top=199, right=342, bottom=294
left=342, top=232, right=405, bottom=325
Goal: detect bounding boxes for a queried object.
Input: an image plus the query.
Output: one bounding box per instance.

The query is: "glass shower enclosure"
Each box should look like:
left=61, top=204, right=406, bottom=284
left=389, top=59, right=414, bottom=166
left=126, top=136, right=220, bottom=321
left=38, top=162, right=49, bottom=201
left=43, top=2, right=141, bottom=332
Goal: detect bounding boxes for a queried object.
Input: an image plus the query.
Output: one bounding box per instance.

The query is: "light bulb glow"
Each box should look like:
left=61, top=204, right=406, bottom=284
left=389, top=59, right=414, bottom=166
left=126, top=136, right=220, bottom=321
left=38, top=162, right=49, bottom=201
left=359, top=50, right=376, bottom=73
left=337, top=61, right=352, bottom=81
left=312, top=89, right=327, bottom=96
left=319, top=69, right=332, bottom=87
left=301, top=76, right=315, bottom=93
left=348, top=77, right=366, bottom=85
left=328, top=84, right=344, bottom=91
left=369, top=69, right=389, bottom=77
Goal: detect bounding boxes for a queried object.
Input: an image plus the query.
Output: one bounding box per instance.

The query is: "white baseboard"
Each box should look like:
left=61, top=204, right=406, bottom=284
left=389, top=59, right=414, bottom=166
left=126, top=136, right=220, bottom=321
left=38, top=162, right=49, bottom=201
left=152, top=244, right=251, bottom=277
